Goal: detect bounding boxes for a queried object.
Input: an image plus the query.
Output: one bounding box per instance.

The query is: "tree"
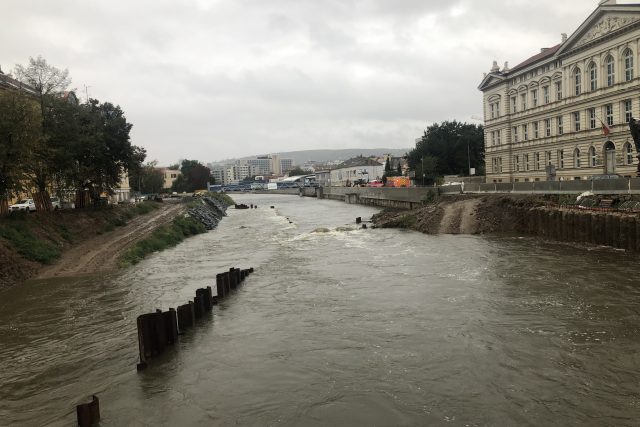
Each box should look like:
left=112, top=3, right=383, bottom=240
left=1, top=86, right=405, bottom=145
left=172, top=160, right=211, bottom=193
left=0, top=90, right=42, bottom=214
left=288, top=167, right=310, bottom=176
left=396, top=162, right=402, bottom=176
left=70, top=99, right=143, bottom=206
left=407, top=121, right=484, bottom=183
left=14, top=56, right=72, bottom=210
left=130, top=161, right=164, bottom=194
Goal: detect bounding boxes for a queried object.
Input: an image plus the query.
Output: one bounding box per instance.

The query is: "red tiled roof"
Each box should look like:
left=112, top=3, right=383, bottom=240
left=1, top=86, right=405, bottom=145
left=510, top=43, right=562, bottom=73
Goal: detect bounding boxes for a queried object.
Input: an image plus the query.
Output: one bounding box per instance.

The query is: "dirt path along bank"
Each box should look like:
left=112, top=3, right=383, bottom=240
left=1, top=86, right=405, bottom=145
left=37, top=203, right=185, bottom=279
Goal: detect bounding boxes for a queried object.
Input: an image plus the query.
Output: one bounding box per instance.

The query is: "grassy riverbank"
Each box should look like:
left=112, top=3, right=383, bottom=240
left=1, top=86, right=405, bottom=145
left=0, top=201, right=168, bottom=289
left=118, top=216, right=207, bottom=267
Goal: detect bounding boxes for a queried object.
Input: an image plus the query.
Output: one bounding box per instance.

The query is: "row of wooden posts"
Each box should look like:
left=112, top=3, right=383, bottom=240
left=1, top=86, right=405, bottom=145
left=136, top=266, right=255, bottom=371
left=76, top=267, right=254, bottom=427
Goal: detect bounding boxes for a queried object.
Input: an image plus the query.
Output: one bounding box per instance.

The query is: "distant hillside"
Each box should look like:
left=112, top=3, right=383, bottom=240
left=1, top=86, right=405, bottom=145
left=212, top=148, right=411, bottom=166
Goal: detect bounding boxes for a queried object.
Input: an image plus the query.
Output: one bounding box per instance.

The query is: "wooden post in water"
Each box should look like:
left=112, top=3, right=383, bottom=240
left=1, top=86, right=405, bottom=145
left=216, top=273, right=226, bottom=300
left=193, top=294, right=205, bottom=319
left=177, top=301, right=196, bottom=332
left=163, top=308, right=179, bottom=345
left=76, top=395, right=100, bottom=427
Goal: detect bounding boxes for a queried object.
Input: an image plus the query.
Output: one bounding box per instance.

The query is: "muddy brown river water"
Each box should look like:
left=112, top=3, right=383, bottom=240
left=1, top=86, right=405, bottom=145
left=1, top=194, right=640, bottom=426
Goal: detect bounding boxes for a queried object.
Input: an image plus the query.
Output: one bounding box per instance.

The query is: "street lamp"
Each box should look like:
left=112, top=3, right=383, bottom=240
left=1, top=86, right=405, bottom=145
left=457, top=132, right=472, bottom=176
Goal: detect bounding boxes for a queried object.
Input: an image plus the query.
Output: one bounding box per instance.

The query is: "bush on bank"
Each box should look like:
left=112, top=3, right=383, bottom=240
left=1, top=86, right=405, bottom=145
left=0, top=214, right=61, bottom=264
left=119, top=216, right=207, bottom=267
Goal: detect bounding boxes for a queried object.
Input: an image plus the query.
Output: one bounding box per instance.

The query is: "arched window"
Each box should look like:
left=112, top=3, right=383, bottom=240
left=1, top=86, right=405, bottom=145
left=625, top=142, right=634, bottom=165
left=574, top=68, right=582, bottom=96
left=589, top=146, right=597, bottom=167
left=605, top=55, right=615, bottom=86
left=574, top=148, right=581, bottom=168
left=624, top=49, right=634, bottom=82
left=589, top=62, right=598, bottom=91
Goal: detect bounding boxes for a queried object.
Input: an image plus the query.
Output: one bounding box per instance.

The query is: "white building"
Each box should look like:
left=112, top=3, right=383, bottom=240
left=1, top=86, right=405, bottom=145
left=329, top=157, right=384, bottom=186
left=479, top=0, right=640, bottom=183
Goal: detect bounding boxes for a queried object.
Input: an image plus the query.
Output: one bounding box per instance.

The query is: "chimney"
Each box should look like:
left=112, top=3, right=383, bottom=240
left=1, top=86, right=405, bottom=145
left=561, top=33, right=568, bottom=43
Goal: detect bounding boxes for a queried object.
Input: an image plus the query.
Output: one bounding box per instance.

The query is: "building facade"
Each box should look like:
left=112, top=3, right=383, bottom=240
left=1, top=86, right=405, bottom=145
left=479, top=1, right=640, bottom=183
left=329, top=157, right=384, bottom=186
left=160, top=168, right=181, bottom=189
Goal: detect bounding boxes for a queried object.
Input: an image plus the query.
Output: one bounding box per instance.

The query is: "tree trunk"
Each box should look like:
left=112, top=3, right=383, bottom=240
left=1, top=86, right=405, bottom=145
left=33, top=191, right=53, bottom=212
left=75, top=190, right=91, bottom=209
left=0, top=198, right=8, bottom=216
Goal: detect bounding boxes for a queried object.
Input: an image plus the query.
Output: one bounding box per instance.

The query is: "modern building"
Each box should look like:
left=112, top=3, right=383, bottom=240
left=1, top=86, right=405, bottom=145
left=280, top=158, right=294, bottom=173
left=479, top=0, right=640, bottom=183
left=329, top=157, right=384, bottom=186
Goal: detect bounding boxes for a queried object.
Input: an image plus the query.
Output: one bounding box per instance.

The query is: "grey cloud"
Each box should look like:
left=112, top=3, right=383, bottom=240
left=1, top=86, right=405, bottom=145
left=1, top=0, right=600, bottom=163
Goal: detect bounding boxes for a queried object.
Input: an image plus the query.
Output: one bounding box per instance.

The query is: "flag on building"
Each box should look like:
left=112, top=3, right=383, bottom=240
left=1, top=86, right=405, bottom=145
left=599, top=118, right=610, bottom=136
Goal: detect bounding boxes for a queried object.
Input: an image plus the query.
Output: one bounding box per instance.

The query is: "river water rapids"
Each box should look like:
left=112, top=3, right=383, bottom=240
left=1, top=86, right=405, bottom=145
left=1, top=194, right=640, bottom=426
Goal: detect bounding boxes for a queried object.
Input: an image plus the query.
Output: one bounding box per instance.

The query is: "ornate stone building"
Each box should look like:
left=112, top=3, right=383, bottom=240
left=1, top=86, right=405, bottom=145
left=479, top=0, right=640, bottom=182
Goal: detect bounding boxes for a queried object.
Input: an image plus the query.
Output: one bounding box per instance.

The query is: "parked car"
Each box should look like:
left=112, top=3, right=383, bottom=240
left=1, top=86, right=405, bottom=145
left=9, top=199, right=36, bottom=212
left=367, top=180, right=384, bottom=187
left=50, top=197, right=61, bottom=210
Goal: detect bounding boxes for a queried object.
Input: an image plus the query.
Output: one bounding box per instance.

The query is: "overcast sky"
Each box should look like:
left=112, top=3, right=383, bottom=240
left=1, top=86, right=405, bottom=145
left=2, top=0, right=612, bottom=165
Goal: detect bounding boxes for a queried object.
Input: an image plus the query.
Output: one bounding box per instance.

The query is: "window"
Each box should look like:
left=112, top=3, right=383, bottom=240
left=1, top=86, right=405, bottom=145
left=497, top=130, right=501, bottom=145
left=625, top=142, right=634, bottom=165
left=524, top=153, right=530, bottom=171
left=624, top=99, right=632, bottom=123
left=624, top=49, right=634, bottom=82
left=573, top=111, right=581, bottom=132
left=605, top=104, right=614, bottom=126
left=558, top=149, right=564, bottom=169
left=574, top=68, right=582, bottom=96
left=535, top=152, right=541, bottom=170
left=606, top=55, right=615, bottom=86
left=543, top=86, right=550, bottom=104
left=513, top=126, right=518, bottom=143
left=574, top=148, right=581, bottom=168
left=521, top=93, right=527, bottom=111
left=534, top=122, right=539, bottom=139
left=545, top=119, right=551, bottom=137
left=555, top=81, right=562, bottom=100
left=589, top=62, right=598, bottom=91
left=515, top=155, right=520, bottom=172
left=498, top=157, right=502, bottom=173
left=557, top=116, right=564, bottom=135
left=490, top=103, right=495, bottom=119
left=589, top=146, right=597, bottom=167
left=492, top=131, right=496, bottom=146
left=546, top=150, right=553, bottom=166
left=511, top=96, right=517, bottom=113
left=589, top=108, right=596, bottom=129
left=523, top=124, right=528, bottom=141
left=532, top=89, right=538, bottom=107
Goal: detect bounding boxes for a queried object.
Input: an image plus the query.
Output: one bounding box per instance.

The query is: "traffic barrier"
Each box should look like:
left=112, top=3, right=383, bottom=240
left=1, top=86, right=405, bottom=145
left=76, top=395, right=100, bottom=427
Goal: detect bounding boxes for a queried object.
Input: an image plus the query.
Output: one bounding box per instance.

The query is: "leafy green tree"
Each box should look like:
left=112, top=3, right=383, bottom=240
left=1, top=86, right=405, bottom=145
left=171, top=160, right=211, bottom=192
left=14, top=57, right=72, bottom=209
left=407, top=121, right=484, bottom=182
left=130, top=161, right=164, bottom=194
left=70, top=99, right=144, bottom=204
left=0, top=90, right=42, bottom=213
left=288, top=167, right=311, bottom=176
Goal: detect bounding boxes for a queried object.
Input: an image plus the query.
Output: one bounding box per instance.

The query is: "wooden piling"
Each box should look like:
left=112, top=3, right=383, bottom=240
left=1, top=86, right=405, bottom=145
left=216, top=273, right=226, bottom=299
left=76, top=395, right=100, bottom=427
left=136, top=311, right=167, bottom=370
left=193, top=294, right=205, bottom=319
left=177, top=301, right=196, bottom=332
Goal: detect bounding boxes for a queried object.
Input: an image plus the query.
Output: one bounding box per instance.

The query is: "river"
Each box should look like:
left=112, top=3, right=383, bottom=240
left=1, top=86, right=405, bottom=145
left=1, top=194, right=640, bottom=426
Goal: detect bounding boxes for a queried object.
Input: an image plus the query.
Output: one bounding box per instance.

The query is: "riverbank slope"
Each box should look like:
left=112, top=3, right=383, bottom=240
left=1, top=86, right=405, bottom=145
left=372, top=194, right=640, bottom=252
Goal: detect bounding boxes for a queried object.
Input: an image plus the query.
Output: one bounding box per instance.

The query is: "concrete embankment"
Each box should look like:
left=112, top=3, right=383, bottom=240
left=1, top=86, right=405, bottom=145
left=371, top=195, right=640, bottom=252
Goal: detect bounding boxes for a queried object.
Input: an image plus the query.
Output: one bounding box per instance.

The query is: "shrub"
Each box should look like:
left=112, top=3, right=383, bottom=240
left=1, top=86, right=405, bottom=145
left=0, top=223, right=60, bottom=264
left=119, top=216, right=206, bottom=267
